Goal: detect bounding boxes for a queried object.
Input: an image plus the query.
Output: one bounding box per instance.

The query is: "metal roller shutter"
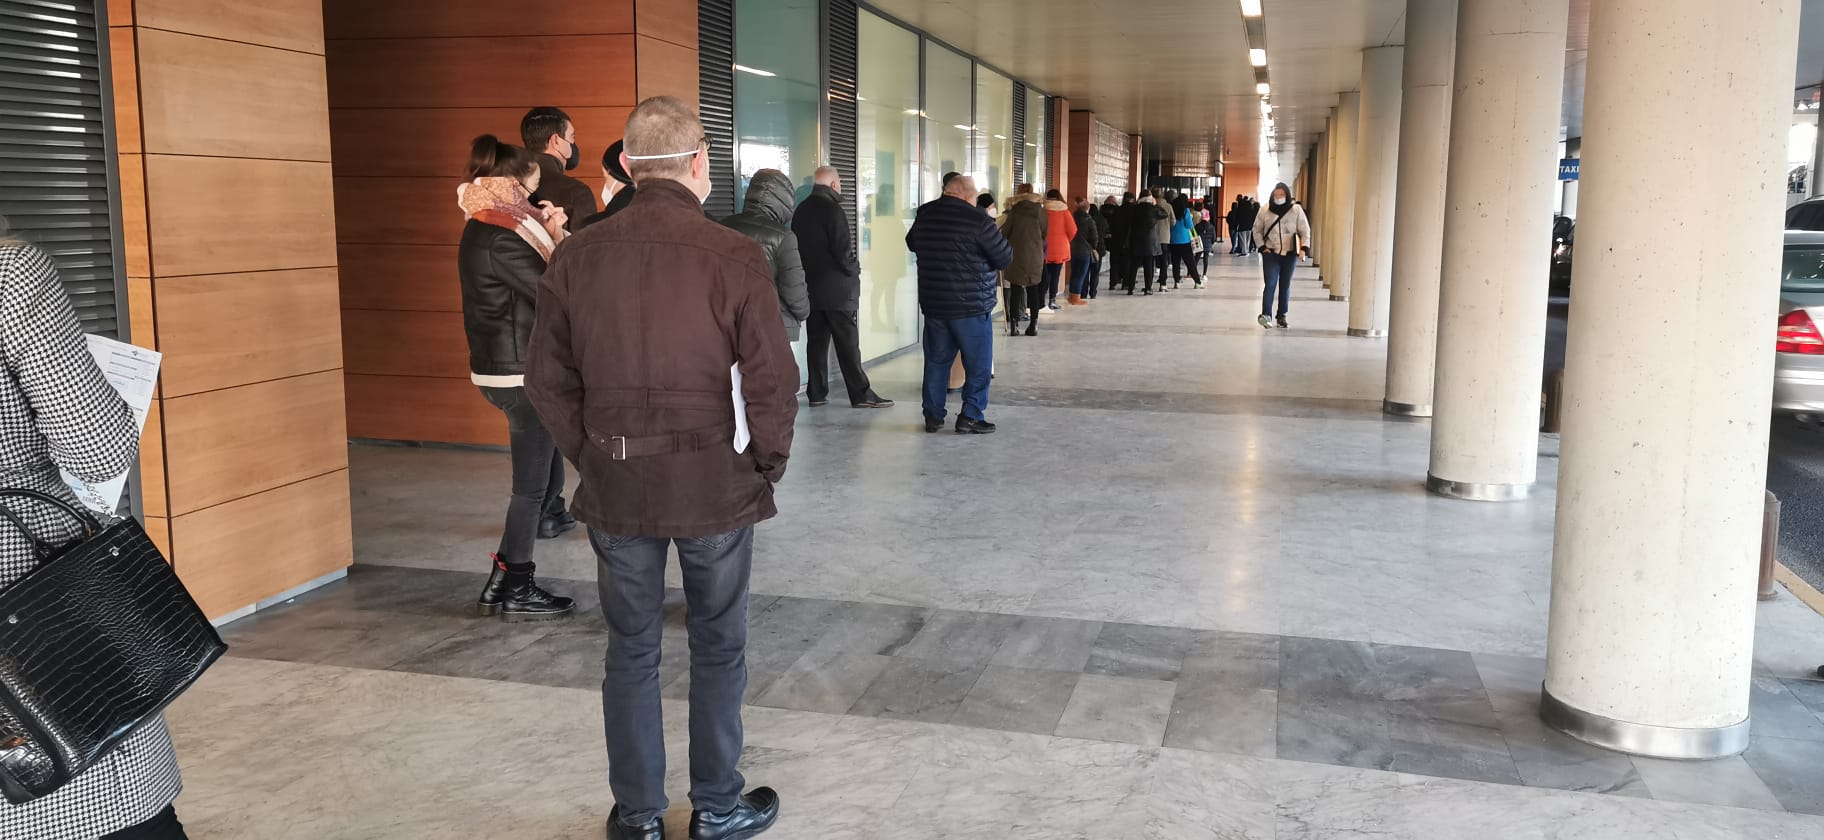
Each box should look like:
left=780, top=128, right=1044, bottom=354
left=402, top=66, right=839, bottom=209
left=0, top=0, right=126, bottom=338
left=698, top=0, right=737, bottom=220
left=825, top=0, right=858, bottom=250
left=1011, top=82, right=1026, bottom=186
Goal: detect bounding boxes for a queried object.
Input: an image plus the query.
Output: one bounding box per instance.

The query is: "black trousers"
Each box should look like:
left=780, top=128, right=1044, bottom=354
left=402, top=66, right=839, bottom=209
left=480, top=386, right=566, bottom=567
left=806, top=310, right=874, bottom=405
left=1005, top=285, right=1044, bottom=325
left=594, top=527, right=754, bottom=826
left=1169, top=243, right=1203, bottom=285
left=102, top=806, right=187, bottom=839
left=1123, top=252, right=1157, bottom=291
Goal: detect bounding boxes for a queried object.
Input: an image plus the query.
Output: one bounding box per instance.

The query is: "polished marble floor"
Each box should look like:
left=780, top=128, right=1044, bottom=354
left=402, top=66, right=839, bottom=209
left=166, top=259, right=1824, bottom=838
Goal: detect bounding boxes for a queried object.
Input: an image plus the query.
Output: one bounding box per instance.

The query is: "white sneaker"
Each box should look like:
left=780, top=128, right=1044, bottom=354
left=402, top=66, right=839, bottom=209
left=1258, top=315, right=1274, bottom=329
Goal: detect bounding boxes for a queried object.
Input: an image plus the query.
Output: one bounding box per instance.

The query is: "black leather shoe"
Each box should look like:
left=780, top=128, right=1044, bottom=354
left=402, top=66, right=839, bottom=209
left=690, top=788, right=778, bottom=840
left=853, top=395, right=895, bottom=409
left=607, top=806, right=664, bottom=840
left=477, top=558, right=575, bottom=621
left=808, top=399, right=828, bottom=407
left=538, top=509, right=577, bottom=539
left=955, top=417, right=997, bottom=435
left=924, top=416, right=943, bottom=433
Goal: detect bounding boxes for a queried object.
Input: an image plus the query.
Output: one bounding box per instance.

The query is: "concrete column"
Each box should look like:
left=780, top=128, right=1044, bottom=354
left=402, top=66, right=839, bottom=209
left=1811, top=112, right=1824, bottom=198
left=1426, top=0, right=1567, bottom=500
left=1326, top=94, right=1360, bottom=299
left=1348, top=47, right=1405, bottom=337
left=1541, top=0, right=1800, bottom=759
left=1321, top=111, right=1339, bottom=268
left=1383, top=0, right=1458, bottom=416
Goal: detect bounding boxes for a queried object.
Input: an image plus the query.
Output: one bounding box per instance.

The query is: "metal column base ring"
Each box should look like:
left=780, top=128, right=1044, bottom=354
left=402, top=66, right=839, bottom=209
left=1347, top=328, right=1388, bottom=338
left=1540, top=684, right=1750, bottom=759
left=1329, top=294, right=1348, bottom=301
left=1426, top=473, right=1532, bottom=501
left=1383, top=400, right=1432, bottom=418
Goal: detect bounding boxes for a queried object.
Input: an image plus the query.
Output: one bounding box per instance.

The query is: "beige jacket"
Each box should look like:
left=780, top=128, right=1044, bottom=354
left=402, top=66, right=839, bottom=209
left=1252, top=202, right=1311, bottom=256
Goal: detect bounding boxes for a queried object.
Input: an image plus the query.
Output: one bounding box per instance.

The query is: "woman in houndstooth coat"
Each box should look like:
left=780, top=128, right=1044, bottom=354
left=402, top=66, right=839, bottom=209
left=0, top=238, right=189, bottom=839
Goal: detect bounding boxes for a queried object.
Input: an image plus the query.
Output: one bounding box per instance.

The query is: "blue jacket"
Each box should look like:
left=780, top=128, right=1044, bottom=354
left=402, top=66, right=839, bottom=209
left=905, top=195, right=1014, bottom=320
left=1171, top=208, right=1196, bottom=245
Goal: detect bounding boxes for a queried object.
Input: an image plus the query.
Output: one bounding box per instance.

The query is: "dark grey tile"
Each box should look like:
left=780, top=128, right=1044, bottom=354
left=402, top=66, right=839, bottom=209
left=848, top=657, right=984, bottom=724
left=1055, top=674, right=1177, bottom=746
left=220, top=599, right=465, bottom=671
left=1084, top=623, right=1196, bottom=681
left=1751, top=676, right=1824, bottom=741
left=1181, top=630, right=1280, bottom=690
left=745, top=596, right=845, bottom=674
left=751, top=648, right=891, bottom=715
left=389, top=621, right=568, bottom=682
left=1786, top=677, right=1824, bottom=715
left=811, top=602, right=932, bottom=656
left=1494, top=709, right=1648, bottom=797
left=951, top=666, right=1080, bottom=735
left=1635, top=754, right=1786, bottom=811
left=1164, top=684, right=1277, bottom=757
left=1744, top=735, right=1824, bottom=815
left=1276, top=638, right=1520, bottom=786
left=989, top=616, right=1104, bottom=672
left=897, top=610, right=1018, bottom=668
left=485, top=625, right=613, bottom=691
left=1471, top=652, right=1547, bottom=717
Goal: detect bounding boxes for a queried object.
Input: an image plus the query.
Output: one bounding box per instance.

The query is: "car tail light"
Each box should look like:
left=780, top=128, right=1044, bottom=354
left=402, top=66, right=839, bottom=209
left=1778, top=310, right=1824, bottom=354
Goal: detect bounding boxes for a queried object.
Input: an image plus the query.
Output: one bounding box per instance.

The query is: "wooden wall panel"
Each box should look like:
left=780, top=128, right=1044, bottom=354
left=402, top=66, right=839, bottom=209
left=345, top=375, right=505, bottom=446
left=172, top=471, right=353, bottom=620
left=326, top=36, right=637, bottom=109
left=336, top=244, right=461, bottom=312
left=107, top=0, right=133, bottom=25
left=137, top=29, right=330, bottom=161
left=332, top=177, right=462, bottom=246
left=161, top=371, right=350, bottom=514
left=340, top=309, right=468, bottom=379
left=138, top=401, right=167, bottom=517
left=117, top=153, right=149, bottom=278
left=145, top=156, right=336, bottom=277
left=153, top=269, right=344, bottom=396
left=635, top=35, right=699, bottom=104
left=136, top=0, right=325, bottom=55
left=328, top=107, right=631, bottom=178
left=109, top=29, right=140, bottom=154
left=635, top=0, right=697, bottom=48
left=322, top=0, right=633, bottom=40
left=145, top=515, right=170, bottom=560
left=126, top=276, right=155, bottom=348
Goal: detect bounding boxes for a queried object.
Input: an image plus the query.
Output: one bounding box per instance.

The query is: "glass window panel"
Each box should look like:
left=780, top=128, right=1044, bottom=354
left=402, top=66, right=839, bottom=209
left=734, top=0, right=821, bottom=209
left=856, top=11, right=922, bottom=359
left=1025, top=89, right=1048, bottom=193
left=922, top=45, right=973, bottom=206
left=974, top=68, right=1014, bottom=207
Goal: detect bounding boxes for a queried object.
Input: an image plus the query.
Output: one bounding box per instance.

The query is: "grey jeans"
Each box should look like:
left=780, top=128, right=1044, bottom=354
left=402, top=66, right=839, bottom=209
left=592, top=527, right=754, bottom=825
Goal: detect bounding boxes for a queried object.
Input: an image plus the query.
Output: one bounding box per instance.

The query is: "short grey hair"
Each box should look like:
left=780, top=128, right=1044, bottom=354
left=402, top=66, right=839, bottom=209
left=813, top=166, right=839, bottom=186
left=623, top=96, right=705, bottom=182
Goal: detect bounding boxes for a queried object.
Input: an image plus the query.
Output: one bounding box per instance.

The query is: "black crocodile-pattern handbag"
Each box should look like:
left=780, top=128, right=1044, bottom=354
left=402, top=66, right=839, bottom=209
left=0, top=488, right=226, bottom=804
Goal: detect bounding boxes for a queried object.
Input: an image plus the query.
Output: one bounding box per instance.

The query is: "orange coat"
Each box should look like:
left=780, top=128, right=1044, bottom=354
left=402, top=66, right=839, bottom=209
left=1043, top=199, right=1077, bottom=264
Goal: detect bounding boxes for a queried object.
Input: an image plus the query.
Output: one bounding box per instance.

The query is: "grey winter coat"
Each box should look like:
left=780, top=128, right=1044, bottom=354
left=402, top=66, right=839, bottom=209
left=721, top=170, right=810, bottom=339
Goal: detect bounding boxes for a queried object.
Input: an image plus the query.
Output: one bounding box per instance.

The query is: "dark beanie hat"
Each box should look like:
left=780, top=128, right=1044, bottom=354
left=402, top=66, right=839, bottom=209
left=602, top=139, right=633, bottom=185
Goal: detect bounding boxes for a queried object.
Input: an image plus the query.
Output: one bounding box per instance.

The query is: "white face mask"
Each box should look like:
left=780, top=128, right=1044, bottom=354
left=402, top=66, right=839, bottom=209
left=601, top=181, right=618, bottom=206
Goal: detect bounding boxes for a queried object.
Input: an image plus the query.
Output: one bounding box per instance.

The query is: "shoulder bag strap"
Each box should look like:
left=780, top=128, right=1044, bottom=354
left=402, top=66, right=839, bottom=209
left=0, top=489, right=100, bottom=560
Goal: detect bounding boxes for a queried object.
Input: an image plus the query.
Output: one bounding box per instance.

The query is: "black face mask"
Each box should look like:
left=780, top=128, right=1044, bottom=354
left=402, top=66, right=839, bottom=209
left=563, top=138, right=581, bottom=172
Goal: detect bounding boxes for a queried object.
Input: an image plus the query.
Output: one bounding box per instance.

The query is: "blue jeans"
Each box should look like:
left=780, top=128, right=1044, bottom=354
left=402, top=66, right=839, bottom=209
left=1262, top=252, right=1299, bottom=318
left=1041, top=262, right=1064, bottom=305
left=922, top=313, right=994, bottom=422
left=1068, top=254, right=1092, bottom=296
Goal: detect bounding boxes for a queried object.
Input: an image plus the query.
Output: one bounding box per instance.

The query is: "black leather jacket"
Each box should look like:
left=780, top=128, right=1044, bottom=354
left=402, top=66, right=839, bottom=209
left=720, top=170, right=810, bottom=339
left=457, top=220, right=545, bottom=378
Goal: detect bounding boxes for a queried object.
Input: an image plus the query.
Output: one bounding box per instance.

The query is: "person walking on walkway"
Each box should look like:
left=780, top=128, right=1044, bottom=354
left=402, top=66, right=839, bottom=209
left=1227, top=197, right=1248, bottom=255
left=457, top=134, right=577, bottom=621
left=1068, top=198, right=1097, bottom=304
left=906, top=172, right=1012, bottom=434
left=1196, top=203, right=1218, bottom=274
left=521, top=106, right=597, bottom=232
left=721, top=168, right=810, bottom=349
left=792, top=166, right=894, bottom=409
left=0, top=225, right=192, bottom=840
left=1168, top=194, right=1205, bottom=289
left=1252, top=181, right=1312, bottom=330
left=526, top=96, right=796, bottom=840
left=1041, top=189, right=1076, bottom=310
left=999, top=185, right=1046, bottom=335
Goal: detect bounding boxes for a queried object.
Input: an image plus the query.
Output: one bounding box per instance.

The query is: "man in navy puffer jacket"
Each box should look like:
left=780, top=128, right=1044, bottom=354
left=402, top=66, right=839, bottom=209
left=905, top=172, right=1013, bottom=434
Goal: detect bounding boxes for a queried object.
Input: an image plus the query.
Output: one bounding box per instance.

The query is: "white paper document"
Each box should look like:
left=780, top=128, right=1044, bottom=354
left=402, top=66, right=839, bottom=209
left=730, top=362, right=752, bottom=453
left=62, top=334, right=161, bottom=516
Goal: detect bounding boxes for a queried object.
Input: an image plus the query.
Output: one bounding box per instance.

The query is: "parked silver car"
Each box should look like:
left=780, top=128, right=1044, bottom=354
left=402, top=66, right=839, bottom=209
left=1776, top=231, right=1824, bottom=414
